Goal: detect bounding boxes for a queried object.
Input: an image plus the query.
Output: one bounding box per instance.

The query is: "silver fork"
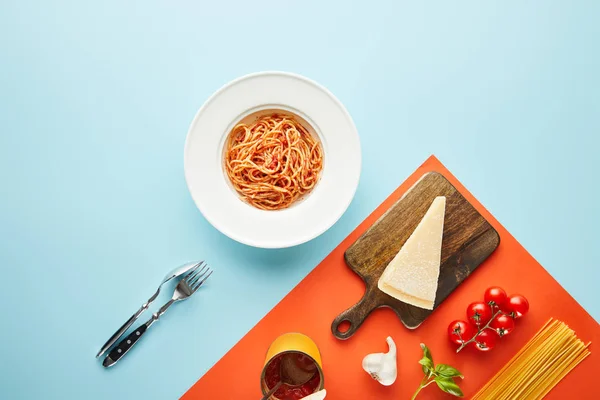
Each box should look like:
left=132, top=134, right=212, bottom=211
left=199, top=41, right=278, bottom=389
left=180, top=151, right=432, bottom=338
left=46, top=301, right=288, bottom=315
left=96, top=261, right=203, bottom=358
left=103, top=263, right=213, bottom=367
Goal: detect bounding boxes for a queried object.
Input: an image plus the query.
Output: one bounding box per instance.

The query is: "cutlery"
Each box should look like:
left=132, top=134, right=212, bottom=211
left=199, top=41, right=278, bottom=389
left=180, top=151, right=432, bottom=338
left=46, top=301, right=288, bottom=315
left=96, top=261, right=203, bottom=358
left=103, top=263, right=212, bottom=367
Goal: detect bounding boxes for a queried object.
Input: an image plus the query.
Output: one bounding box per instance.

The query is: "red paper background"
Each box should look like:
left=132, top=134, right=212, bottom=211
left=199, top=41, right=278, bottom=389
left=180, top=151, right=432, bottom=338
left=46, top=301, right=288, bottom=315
left=182, top=156, right=599, bottom=399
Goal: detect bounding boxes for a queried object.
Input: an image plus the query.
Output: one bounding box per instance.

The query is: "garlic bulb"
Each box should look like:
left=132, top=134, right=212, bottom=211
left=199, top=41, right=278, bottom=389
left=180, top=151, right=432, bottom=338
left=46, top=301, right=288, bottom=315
left=362, top=336, right=397, bottom=386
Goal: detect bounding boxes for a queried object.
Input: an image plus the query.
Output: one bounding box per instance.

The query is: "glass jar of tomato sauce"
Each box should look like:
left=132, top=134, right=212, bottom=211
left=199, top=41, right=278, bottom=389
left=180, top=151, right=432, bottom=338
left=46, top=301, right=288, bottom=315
left=260, top=333, right=324, bottom=400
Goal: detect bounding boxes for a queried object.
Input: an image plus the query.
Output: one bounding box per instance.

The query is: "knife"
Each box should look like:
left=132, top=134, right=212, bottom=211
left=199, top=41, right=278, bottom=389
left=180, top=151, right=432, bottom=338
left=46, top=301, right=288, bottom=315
left=96, top=261, right=202, bottom=358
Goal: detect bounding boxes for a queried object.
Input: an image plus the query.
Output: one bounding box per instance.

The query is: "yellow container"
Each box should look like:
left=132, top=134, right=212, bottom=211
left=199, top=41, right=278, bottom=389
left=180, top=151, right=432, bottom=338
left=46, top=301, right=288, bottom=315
left=260, top=333, right=324, bottom=399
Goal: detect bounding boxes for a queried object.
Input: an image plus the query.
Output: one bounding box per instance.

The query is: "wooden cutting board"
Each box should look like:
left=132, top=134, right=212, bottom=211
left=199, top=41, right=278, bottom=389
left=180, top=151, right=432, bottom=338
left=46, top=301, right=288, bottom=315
left=331, top=171, right=500, bottom=338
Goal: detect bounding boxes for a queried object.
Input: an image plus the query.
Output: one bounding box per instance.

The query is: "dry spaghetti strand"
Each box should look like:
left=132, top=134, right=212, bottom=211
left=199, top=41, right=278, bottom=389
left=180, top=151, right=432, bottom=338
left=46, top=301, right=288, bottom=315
left=224, top=114, right=324, bottom=210
left=472, top=318, right=591, bottom=400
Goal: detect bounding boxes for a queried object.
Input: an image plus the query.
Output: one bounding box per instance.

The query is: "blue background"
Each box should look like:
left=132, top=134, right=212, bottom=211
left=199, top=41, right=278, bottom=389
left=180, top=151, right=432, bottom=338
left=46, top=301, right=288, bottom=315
left=1, top=1, right=598, bottom=399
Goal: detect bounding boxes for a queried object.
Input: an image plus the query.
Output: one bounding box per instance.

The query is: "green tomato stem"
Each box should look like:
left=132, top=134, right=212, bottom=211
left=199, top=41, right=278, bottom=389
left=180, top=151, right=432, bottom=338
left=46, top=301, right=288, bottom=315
left=456, top=308, right=506, bottom=353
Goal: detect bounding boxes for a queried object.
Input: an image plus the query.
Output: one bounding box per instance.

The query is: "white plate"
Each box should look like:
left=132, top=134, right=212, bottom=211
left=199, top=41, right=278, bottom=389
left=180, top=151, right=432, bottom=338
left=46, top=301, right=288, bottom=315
left=184, top=72, right=361, bottom=248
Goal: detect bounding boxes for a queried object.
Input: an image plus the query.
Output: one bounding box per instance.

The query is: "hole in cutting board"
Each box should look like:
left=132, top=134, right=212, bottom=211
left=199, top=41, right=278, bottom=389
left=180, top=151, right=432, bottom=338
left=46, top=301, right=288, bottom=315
left=337, top=320, right=352, bottom=334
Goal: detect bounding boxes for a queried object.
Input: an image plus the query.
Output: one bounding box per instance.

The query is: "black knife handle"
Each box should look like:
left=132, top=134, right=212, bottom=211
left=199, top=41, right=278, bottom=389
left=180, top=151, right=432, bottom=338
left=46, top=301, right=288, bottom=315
left=103, top=324, right=148, bottom=367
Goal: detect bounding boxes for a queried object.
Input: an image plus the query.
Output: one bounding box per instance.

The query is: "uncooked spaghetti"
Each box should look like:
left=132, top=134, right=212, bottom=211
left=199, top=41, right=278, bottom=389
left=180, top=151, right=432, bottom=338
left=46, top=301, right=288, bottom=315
left=472, top=318, right=591, bottom=400
left=224, top=113, right=324, bottom=210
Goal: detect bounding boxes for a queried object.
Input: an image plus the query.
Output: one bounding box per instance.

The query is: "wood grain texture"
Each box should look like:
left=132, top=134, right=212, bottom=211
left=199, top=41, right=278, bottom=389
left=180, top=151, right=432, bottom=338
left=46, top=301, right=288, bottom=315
left=331, top=172, right=500, bottom=339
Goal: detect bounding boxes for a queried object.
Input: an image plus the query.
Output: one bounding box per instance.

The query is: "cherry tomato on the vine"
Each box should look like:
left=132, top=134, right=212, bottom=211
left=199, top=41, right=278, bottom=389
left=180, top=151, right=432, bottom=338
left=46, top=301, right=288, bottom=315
left=504, top=294, right=529, bottom=318
left=474, top=330, right=497, bottom=351
left=466, top=302, right=492, bottom=327
left=490, top=314, right=515, bottom=337
left=447, top=320, right=475, bottom=345
left=484, top=286, right=507, bottom=310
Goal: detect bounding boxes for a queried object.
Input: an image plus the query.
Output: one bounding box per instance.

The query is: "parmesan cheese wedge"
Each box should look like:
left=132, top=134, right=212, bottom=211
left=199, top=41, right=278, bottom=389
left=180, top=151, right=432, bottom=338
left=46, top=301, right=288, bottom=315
left=377, top=196, right=446, bottom=310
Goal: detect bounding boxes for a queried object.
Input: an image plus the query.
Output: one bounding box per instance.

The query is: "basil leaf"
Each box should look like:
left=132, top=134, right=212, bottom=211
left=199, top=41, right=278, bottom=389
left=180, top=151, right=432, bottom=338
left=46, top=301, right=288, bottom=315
left=435, top=364, right=464, bottom=379
left=435, top=376, right=464, bottom=397
left=420, top=343, right=434, bottom=364
left=418, top=357, right=434, bottom=375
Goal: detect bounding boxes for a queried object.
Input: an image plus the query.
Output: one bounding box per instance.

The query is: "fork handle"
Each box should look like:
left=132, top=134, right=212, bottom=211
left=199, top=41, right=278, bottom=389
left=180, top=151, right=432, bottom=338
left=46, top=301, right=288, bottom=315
left=103, top=324, right=148, bottom=367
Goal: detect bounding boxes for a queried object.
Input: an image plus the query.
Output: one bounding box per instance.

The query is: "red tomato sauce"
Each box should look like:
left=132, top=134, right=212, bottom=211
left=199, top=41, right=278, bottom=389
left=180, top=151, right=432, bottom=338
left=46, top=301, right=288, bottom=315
left=264, top=353, right=321, bottom=400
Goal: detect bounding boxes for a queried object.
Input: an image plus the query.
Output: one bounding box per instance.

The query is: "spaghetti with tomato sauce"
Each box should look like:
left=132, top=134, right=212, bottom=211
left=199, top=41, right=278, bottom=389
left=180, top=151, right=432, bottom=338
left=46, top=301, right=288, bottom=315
left=224, top=114, right=324, bottom=210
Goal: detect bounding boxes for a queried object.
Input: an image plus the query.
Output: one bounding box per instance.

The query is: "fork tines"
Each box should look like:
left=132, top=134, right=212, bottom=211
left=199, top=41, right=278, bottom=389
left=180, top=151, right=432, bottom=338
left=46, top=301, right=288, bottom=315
left=184, top=261, right=212, bottom=293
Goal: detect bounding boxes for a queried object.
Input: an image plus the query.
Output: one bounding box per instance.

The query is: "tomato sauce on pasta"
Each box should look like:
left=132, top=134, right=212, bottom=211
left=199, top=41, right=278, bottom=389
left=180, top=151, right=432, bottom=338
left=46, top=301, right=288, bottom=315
left=224, top=114, right=324, bottom=210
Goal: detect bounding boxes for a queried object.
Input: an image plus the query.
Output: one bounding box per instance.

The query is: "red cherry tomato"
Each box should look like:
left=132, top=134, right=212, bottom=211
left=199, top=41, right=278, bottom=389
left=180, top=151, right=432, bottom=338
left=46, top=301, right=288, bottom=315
left=490, top=314, right=515, bottom=337
left=505, top=294, right=529, bottom=318
left=484, top=286, right=507, bottom=310
left=474, top=330, right=497, bottom=351
left=447, top=320, right=475, bottom=345
left=466, top=302, right=493, bottom=327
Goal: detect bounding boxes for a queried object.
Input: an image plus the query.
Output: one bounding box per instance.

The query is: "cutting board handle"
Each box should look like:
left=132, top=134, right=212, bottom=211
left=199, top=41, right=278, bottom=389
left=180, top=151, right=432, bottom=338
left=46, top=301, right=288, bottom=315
left=331, top=287, right=384, bottom=340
